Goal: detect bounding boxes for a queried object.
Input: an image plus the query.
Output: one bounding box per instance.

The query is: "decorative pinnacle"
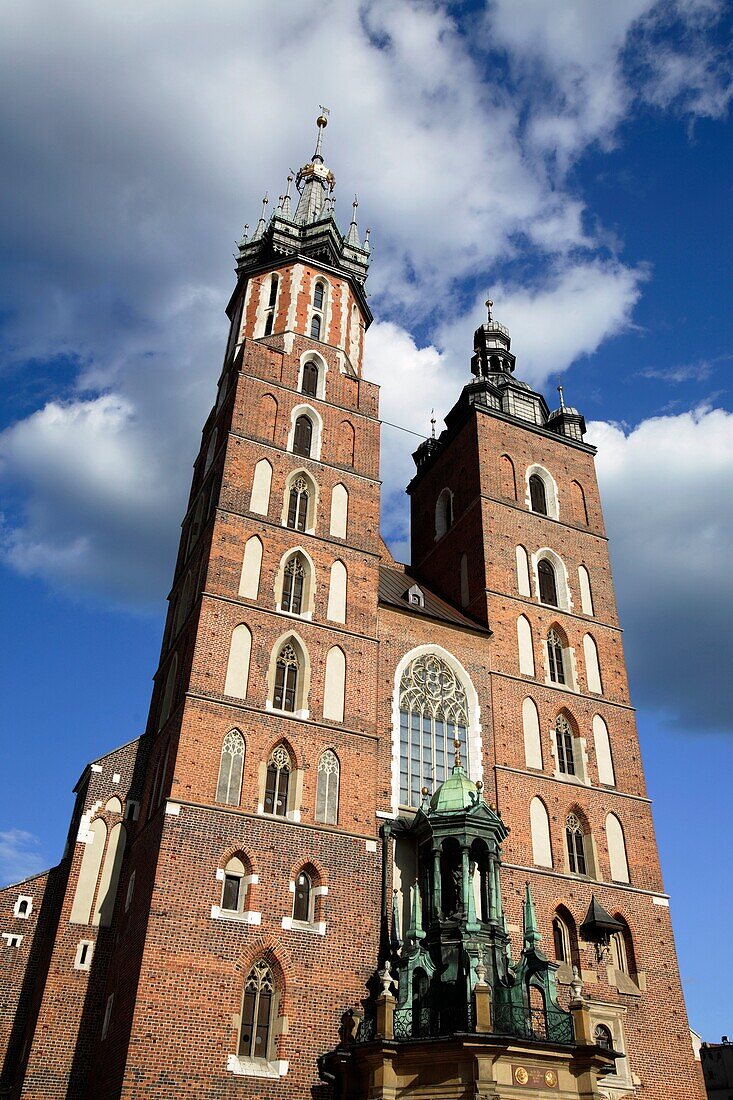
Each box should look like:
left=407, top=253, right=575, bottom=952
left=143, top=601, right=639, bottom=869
left=430, top=409, right=436, bottom=439
left=557, top=384, right=566, bottom=410
left=486, top=296, right=494, bottom=323
left=352, top=194, right=359, bottom=220
left=454, top=737, right=462, bottom=769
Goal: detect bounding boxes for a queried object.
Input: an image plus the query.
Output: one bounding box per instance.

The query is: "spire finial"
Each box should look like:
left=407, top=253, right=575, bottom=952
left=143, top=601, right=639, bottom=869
left=430, top=409, right=436, bottom=439
left=238, top=223, right=250, bottom=248
left=345, top=193, right=362, bottom=247
left=352, top=194, right=359, bottom=220
left=280, top=173, right=294, bottom=218
left=251, top=194, right=269, bottom=241
left=557, top=384, right=566, bottom=410
left=486, top=296, right=494, bottom=323
left=453, top=737, right=462, bottom=769
left=523, top=882, right=541, bottom=950
left=314, top=105, right=330, bottom=160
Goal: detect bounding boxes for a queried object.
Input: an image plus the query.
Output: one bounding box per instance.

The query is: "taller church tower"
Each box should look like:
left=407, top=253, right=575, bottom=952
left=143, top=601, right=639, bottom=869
left=0, top=118, right=704, bottom=1100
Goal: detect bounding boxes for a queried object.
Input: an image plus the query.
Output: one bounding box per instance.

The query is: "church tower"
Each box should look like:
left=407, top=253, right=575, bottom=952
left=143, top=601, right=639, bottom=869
left=0, top=118, right=705, bottom=1100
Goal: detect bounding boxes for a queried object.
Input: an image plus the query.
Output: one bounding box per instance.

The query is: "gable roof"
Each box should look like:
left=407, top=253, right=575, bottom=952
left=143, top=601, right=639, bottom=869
left=378, top=564, right=490, bottom=634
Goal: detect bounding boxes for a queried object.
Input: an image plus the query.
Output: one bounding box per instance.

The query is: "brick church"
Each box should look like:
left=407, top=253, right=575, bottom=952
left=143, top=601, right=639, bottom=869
left=0, top=113, right=704, bottom=1099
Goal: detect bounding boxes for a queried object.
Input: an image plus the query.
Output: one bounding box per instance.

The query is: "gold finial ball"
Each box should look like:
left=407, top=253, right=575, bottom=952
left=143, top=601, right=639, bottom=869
left=317, top=111, right=329, bottom=129
left=421, top=786, right=429, bottom=797
left=476, top=781, right=483, bottom=791
left=486, top=299, right=493, bottom=309
left=454, top=737, right=461, bottom=750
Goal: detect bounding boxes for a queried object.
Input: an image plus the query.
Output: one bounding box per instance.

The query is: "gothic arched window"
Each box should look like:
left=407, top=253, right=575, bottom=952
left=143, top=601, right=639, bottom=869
left=310, top=315, right=321, bottom=340
left=239, top=961, right=274, bottom=1061
left=281, top=555, right=305, bottom=615
left=566, top=813, right=587, bottom=876
left=293, top=415, right=313, bottom=457
left=293, top=870, right=313, bottom=923
left=547, top=628, right=566, bottom=684
left=315, top=749, right=339, bottom=824
left=264, top=744, right=292, bottom=814
left=529, top=473, right=548, bottom=515
left=555, top=714, right=575, bottom=775
left=263, top=275, right=278, bottom=337
left=538, top=559, right=558, bottom=606
left=313, top=281, right=325, bottom=311
left=398, top=653, right=469, bottom=807
left=552, top=915, right=569, bottom=962
left=216, top=730, right=245, bottom=805
left=273, top=646, right=299, bottom=713
left=287, top=476, right=310, bottom=532
left=302, top=360, right=319, bottom=397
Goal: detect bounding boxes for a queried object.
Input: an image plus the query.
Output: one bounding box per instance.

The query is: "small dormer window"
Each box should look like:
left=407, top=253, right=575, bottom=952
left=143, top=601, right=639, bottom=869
left=407, top=584, right=424, bottom=608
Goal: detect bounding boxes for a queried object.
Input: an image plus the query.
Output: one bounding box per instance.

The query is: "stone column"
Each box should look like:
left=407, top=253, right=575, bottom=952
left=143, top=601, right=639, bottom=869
left=432, top=848, right=442, bottom=918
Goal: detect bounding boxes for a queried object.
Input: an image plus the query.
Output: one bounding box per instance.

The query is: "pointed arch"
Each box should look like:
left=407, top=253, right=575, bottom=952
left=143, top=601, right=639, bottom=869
left=93, top=822, right=127, bottom=927
left=435, top=488, right=454, bottom=540
left=258, top=393, right=278, bottom=443
left=571, top=479, right=589, bottom=525
left=533, top=548, right=572, bottom=610
left=282, top=468, right=318, bottom=534
left=224, top=624, right=252, bottom=700
left=267, top=633, right=310, bottom=716
left=522, top=697, right=542, bottom=769
left=250, top=458, right=272, bottom=516
left=578, top=565, right=594, bottom=615
left=337, top=419, right=355, bottom=467
left=606, top=813, right=630, bottom=883
left=517, top=615, right=535, bottom=676
left=288, top=404, right=323, bottom=460
left=583, top=633, right=603, bottom=694
left=216, top=729, right=245, bottom=806
left=264, top=742, right=293, bottom=815
left=530, top=797, right=552, bottom=868
left=329, top=483, right=348, bottom=539
left=299, top=350, right=328, bottom=401
left=70, top=818, right=107, bottom=924
left=276, top=547, right=315, bottom=617
left=315, top=749, right=340, bottom=824
left=327, top=559, right=347, bottom=623
left=239, top=536, right=263, bottom=599
left=552, top=905, right=580, bottom=970
left=323, top=646, right=346, bottom=722
left=516, top=545, right=531, bottom=596
left=593, top=715, right=615, bottom=786
left=500, top=454, right=517, bottom=500
left=526, top=464, right=559, bottom=519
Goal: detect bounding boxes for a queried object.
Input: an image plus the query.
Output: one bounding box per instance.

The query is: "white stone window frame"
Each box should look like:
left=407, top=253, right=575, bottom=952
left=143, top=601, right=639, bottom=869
left=306, top=279, right=331, bottom=346
left=281, top=879, right=328, bottom=935
left=280, top=468, right=319, bottom=537
left=2, top=933, right=22, bottom=947
left=586, top=1002, right=634, bottom=1092
left=74, top=940, right=94, bottom=971
left=227, top=1055, right=289, bottom=1080
left=390, top=644, right=483, bottom=815
left=525, top=463, right=560, bottom=520
left=211, top=867, right=261, bottom=925
left=14, top=895, right=32, bottom=919
left=273, top=546, right=316, bottom=620
left=287, top=403, right=323, bottom=461
left=541, top=631, right=579, bottom=693
left=264, top=632, right=311, bottom=723
left=531, top=547, right=573, bottom=612
left=297, top=349, right=329, bottom=401
left=549, top=715, right=590, bottom=786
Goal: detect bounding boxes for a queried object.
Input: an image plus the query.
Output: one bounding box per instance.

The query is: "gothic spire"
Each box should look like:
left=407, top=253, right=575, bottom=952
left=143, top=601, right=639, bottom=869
left=345, top=195, right=362, bottom=248
left=251, top=194, right=269, bottom=241
left=294, top=108, right=335, bottom=225
left=522, top=883, right=541, bottom=951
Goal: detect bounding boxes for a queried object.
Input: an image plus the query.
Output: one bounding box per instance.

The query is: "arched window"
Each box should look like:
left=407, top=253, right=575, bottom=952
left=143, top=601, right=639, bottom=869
left=273, top=645, right=299, bottom=713
left=500, top=454, right=517, bottom=500
left=517, top=615, right=535, bottom=676
left=329, top=483, right=348, bottom=538
left=594, top=1024, right=614, bottom=1051
left=293, top=415, right=313, bottom=457
left=538, top=559, right=558, bottom=605
left=315, top=749, right=339, bottom=824
left=516, top=545, right=531, bottom=596
left=326, top=559, right=347, bottom=623
left=578, top=564, right=594, bottom=615
left=302, top=360, right=319, bottom=397
left=529, top=473, right=548, bottom=515
left=310, top=315, right=321, bottom=339
left=264, top=744, right=292, bottom=815
left=566, top=813, right=587, bottom=875
left=223, top=624, right=252, bottom=700
left=323, top=646, right=346, bottom=722
left=313, top=280, right=325, bottom=311
left=572, top=480, right=590, bottom=526
left=552, top=914, right=570, bottom=962
left=610, top=917, right=636, bottom=978
left=522, top=697, right=542, bottom=769
left=555, top=714, right=575, bottom=775
left=293, top=870, right=313, bottom=923
left=398, top=653, right=469, bottom=807
left=593, top=715, right=615, bottom=786
left=239, top=536, right=263, bottom=599
left=287, top=476, right=310, bottom=532
left=281, top=555, right=305, bottom=614
left=547, top=628, right=566, bottom=684
left=435, top=488, right=453, bottom=539
left=263, top=275, right=278, bottom=337
left=216, top=730, right=245, bottom=805
left=258, top=393, right=278, bottom=443
left=583, top=634, right=603, bottom=694
left=239, top=961, right=274, bottom=1061
left=221, top=855, right=248, bottom=913
left=606, top=813, right=630, bottom=883
left=250, top=458, right=272, bottom=516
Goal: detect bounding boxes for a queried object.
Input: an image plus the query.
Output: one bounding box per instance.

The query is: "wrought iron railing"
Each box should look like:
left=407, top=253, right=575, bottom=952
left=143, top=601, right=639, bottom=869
left=492, top=1003, right=574, bottom=1046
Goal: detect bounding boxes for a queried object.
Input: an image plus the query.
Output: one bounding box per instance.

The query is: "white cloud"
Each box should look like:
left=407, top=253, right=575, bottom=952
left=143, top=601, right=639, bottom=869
left=592, top=405, right=733, bottom=732
left=0, top=829, right=46, bottom=887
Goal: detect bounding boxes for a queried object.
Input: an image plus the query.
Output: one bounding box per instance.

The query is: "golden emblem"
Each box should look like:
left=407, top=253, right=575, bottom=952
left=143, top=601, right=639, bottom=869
left=514, top=1066, right=529, bottom=1084
left=545, top=1069, right=557, bottom=1086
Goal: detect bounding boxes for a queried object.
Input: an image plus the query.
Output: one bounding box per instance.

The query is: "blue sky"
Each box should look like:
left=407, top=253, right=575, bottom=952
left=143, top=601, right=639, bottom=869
left=0, top=0, right=731, bottom=1040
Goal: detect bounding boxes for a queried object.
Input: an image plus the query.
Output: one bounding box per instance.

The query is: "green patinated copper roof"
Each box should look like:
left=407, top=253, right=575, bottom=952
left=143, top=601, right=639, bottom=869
left=429, top=764, right=479, bottom=814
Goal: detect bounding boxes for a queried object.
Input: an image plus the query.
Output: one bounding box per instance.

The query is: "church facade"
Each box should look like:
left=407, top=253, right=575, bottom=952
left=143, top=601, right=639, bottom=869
left=0, top=114, right=704, bottom=1100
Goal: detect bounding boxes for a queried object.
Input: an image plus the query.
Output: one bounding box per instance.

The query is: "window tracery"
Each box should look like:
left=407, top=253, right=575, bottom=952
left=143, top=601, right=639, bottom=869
left=264, top=743, right=292, bottom=814
left=281, top=556, right=305, bottom=614
left=547, top=628, right=566, bottom=684
left=398, top=653, right=469, bottom=807
left=240, top=961, right=274, bottom=1060
left=566, top=813, right=586, bottom=875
